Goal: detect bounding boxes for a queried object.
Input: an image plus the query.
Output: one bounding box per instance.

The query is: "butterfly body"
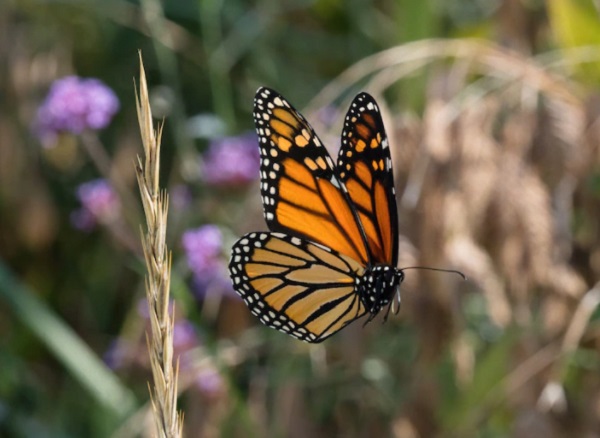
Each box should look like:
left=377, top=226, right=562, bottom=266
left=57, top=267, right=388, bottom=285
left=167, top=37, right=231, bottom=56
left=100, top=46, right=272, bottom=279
left=357, top=265, right=403, bottom=315
left=229, top=87, right=402, bottom=343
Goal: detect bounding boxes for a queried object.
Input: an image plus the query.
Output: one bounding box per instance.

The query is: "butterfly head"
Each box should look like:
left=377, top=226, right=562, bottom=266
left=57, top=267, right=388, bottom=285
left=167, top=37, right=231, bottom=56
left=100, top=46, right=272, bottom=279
left=358, top=265, right=404, bottom=321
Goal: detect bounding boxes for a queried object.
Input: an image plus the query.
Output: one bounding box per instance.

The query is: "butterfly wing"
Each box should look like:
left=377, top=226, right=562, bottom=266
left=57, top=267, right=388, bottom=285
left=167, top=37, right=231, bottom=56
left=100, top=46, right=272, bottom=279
left=229, top=232, right=366, bottom=343
left=337, top=93, right=398, bottom=266
left=254, top=87, right=370, bottom=266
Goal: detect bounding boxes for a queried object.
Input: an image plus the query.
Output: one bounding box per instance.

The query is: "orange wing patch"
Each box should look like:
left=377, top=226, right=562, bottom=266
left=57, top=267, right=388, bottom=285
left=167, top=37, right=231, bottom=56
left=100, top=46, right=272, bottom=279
left=253, top=87, right=370, bottom=265
left=337, top=92, right=399, bottom=266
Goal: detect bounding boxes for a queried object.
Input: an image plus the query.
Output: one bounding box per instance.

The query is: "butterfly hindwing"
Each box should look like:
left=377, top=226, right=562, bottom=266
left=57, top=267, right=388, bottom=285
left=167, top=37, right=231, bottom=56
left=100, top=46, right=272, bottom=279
left=337, top=93, right=398, bottom=266
left=229, top=232, right=367, bottom=343
left=253, top=88, right=370, bottom=265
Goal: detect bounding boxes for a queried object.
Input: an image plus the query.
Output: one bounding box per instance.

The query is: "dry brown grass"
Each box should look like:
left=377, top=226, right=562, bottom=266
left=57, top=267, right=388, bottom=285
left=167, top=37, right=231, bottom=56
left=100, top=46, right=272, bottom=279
left=134, top=53, right=183, bottom=438
left=298, top=38, right=600, bottom=435
left=311, top=38, right=594, bottom=320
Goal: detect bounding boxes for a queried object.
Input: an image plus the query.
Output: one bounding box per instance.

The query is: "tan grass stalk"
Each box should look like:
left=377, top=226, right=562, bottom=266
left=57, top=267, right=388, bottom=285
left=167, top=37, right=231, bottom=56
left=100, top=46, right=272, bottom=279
left=134, top=52, right=183, bottom=438
left=305, top=39, right=580, bottom=114
left=536, top=282, right=600, bottom=412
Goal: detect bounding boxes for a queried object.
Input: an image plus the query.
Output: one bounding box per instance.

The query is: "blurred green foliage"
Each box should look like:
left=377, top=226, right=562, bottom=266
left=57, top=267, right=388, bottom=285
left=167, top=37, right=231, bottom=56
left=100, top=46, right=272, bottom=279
left=1, top=0, right=600, bottom=437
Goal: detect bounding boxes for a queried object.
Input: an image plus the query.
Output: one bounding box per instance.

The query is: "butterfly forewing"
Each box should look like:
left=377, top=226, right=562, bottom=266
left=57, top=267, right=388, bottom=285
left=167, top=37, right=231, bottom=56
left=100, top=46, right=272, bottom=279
left=253, top=88, right=370, bottom=266
left=229, top=232, right=367, bottom=343
left=337, top=93, right=399, bottom=266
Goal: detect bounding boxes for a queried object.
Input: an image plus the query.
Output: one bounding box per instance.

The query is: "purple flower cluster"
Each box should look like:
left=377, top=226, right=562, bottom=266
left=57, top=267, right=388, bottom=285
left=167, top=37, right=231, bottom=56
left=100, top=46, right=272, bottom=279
left=103, top=339, right=130, bottom=370
left=181, top=225, right=236, bottom=298
left=182, top=225, right=224, bottom=277
left=104, top=313, right=224, bottom=398
left=195, top=365, right=224, bottom=397
left=201, top=132, right=259, bottom=187
left=36, top=76, right=119, bottom=147
left=71, top=179, right=120, bottom=231
left=104, top=316, right=201, bottom=371
left=106, top=296, right=225, bottom=396
left=172, top=320, right=200, bottom=353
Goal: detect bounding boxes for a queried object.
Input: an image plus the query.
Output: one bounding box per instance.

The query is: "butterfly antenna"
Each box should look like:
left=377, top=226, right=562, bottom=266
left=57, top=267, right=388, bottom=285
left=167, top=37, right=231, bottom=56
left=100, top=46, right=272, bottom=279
left=400, top=266, right=467, bottom=280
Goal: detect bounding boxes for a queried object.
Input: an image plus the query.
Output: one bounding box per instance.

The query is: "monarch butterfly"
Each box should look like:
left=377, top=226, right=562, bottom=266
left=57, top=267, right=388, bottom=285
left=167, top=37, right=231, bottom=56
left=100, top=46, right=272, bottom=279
left=229, top=88, right=445, bottom=343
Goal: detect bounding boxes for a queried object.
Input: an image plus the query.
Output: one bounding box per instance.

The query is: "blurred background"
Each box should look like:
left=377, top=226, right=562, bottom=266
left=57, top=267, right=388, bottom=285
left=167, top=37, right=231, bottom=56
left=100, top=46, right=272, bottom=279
left=1, top=0, right=600, bottom=436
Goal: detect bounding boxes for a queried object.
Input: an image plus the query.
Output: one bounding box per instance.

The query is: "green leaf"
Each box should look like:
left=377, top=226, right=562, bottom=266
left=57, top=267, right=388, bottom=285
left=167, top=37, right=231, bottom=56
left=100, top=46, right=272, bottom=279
left=0, top=261, right=136, bottom=419
left=547, top=0, right=600, bottom=83
left=440, top=328, right=520, bottom=434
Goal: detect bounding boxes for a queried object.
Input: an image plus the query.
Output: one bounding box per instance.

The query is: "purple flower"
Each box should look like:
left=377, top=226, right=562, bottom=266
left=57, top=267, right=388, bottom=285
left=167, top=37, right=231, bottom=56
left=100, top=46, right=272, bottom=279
left=173, top=320, right=205, bottom=371
left=71, top=179, right=120, bottom=231
left=70, top=209, right=97, bottom=232
left=104, top=340, right=129, bottom=370
left=182, top=225, right=237, bottom=299
left=36, top=76, right=119, bottom=147
left=195, top=366, right=224, bottom=397
left=201, top=132, right=259, bottom=187
left=182, top=225, right=224, bottom=277
left=173, top=320, right=200, bottom=353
